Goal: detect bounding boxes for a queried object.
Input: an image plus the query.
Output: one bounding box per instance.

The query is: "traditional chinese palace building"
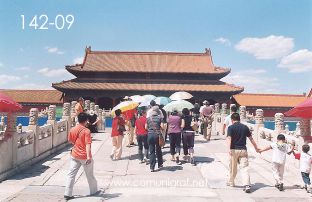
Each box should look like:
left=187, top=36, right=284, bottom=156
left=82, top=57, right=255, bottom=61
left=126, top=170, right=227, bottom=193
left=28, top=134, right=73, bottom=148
left=53, top=47, right=244, bottom=109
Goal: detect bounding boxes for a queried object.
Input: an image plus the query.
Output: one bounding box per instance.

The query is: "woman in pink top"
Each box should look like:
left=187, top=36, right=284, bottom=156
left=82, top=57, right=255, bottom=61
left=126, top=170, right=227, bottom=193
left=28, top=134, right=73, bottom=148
left=167, top=109, right=182, bottom=165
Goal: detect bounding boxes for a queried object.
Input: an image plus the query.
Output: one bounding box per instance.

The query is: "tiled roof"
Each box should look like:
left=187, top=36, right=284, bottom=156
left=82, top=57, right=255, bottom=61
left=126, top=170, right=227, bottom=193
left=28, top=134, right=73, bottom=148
left=0, top=90, right=63, bottom=104
left=233, top=93, right=308, bottom=108
left=67, top=49, right=230, bottom=74
left=52, top=80, right=243, bottom=93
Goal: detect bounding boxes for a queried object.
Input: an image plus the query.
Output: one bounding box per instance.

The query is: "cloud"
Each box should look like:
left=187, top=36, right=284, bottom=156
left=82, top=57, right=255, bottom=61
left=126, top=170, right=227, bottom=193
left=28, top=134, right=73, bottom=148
left=215, top=37, right=231, bottom=46
left=235, top=35, right=294, bottom=59
left=15, top=66, right=30, bottom=71
left=278, top=49, right=312, bottom=73
left=72, top=57, right=84, bottom=64
left=38, top=68, right=68, bottom=77
left=0, top=74, right=20, bottom=85
left=45, top=46, right=64, bottom=55
left=0, top=63, right=3, bottom=67
left=222, top=69, right=280, bottom=93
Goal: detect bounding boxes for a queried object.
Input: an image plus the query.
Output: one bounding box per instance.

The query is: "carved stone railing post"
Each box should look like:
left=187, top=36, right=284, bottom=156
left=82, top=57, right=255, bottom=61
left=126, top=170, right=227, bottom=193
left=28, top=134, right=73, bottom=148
left=90, top=102, right=95, bottom=112
left=274, top=113, right=284, bottom=134
left=239, top=106, right=247, bottom=122
left=5, top=113, right=18, bottom=166
left=94, top=105, right=99, bottom=115
left=71, top=101, right=77, bottom=126
left=213, top=103, right=221, bottom=135
left=62, top=102, right=71, bottom=141
left=98, top=109, right=104, bottom=131
left=255, top=109, right=264, bottom=141
left=47, top=105, right=57, bottom=148
left=84, top=100, right=91, bottom=111
left=0, top=116, right=4, bottom=131
left=221, top=103, right=227, bottom=115
left=28, top=108, right=40, bottom=157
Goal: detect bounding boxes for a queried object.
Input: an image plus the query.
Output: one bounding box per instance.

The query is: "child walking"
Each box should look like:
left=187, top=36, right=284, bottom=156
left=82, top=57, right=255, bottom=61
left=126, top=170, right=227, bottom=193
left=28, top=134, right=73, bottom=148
left=259, top=134, right=294, bottom=191
left=293, top=144, right=312, bottom=193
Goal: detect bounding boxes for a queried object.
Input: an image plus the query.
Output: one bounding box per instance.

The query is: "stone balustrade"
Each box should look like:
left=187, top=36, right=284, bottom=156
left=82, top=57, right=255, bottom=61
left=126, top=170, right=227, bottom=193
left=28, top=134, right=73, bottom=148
left=0, top=101, right=105, bottom=182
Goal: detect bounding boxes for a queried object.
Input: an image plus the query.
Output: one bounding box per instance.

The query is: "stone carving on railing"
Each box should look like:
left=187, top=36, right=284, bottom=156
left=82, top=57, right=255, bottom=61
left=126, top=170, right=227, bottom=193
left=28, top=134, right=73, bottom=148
left=90, top=102, right=95, bottom=112
left=239, top=106, right=247, bottom=122
left=299, top=119, right=311, bottom=136
left=57, top=120, right=67, bottom=134
left=95, top=105, right=99, bottom=115
left=0, top=116, right=5, bottom=131
left=48, top=105, right=56, bottom=121
left=255, top=109, right=264, bottom=125
left=71, top=101, right=77, bottom=115
left=63, top=103, right=71, bottom=117
left=29, top=108, right=39, bottom=125
left=221, top=103, right=227, bottom=115
left=17, top=131, right=34, bottom=148
left=85, top=100, right=91, bottom=111
left=274, top=113, right=284, bottom=133
left=17, top=123, right=22, bottom=133
left=38, top=125, right=52, bottom=140
left=214, top=103, right=220, bottom=113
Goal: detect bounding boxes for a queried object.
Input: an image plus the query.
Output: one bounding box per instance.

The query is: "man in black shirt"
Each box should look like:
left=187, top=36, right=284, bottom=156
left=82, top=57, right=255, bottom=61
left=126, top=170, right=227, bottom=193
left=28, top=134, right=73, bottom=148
left=226, top=113, right=259, bottom=193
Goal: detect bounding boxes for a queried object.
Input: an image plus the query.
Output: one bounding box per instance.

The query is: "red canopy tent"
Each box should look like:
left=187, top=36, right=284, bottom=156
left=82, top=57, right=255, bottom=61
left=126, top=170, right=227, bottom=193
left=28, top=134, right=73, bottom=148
left=285, top=97, right=312, bottom=118
left=0, top=92, right=22, bottom=112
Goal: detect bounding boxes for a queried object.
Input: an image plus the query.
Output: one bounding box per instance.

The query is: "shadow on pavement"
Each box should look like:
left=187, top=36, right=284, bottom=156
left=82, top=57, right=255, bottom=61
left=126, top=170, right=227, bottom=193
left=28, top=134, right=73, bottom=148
left=160, top=165, right=183, bottom=172
left=195, top=156, right=214, bottom=163
left=251, top=182, right=271, bottom=192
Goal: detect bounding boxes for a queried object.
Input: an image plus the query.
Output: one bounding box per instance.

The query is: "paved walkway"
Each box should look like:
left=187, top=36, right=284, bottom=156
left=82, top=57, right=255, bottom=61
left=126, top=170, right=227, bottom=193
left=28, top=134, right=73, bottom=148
left=0, top=129, right=311, bottom=202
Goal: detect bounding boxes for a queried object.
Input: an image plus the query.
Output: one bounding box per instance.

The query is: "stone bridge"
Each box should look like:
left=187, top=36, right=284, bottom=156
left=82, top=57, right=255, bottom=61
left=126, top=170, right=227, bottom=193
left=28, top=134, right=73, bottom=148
left=0, top=102, right=311, bottom=201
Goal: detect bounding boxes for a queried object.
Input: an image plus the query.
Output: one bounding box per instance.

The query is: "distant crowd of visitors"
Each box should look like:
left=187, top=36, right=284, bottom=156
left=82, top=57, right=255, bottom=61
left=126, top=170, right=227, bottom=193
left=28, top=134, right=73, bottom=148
left=63, top=97, right=312, bottom=200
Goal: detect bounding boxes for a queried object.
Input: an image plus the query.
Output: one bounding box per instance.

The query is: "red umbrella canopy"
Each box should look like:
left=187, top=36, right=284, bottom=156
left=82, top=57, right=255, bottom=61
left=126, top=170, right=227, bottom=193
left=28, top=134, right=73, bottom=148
left=285, top=97, right=312, bottom=118
left=0, top=92, right=22, bottom=112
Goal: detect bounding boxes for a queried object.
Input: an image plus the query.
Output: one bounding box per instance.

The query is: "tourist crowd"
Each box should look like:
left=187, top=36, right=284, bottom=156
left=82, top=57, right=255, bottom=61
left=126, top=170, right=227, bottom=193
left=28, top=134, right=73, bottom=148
left=62, top=97, right=312, bottom=200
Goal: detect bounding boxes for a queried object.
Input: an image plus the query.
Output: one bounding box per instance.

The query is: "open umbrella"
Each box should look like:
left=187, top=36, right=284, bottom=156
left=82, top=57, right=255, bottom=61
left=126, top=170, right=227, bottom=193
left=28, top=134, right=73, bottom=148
left=0, top=92, right=22, bottom=112
left=163, top=100, right=194, bottom=112
left=111, top=101, right=139, bottom=115
left=130, top=95, right=144, bottom=103
left=169, top=91, right=193, bottom=101
left=139, top=100, right=151, bottom=107
left=154, top=97, right=171, bottom=106
left=142, top=94, right=156, bottom=102
left=285, top=97, right=312, bottom=118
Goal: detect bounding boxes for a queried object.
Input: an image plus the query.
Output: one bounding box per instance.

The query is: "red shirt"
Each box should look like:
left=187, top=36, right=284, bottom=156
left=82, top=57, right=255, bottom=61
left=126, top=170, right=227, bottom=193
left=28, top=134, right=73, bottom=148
left=123, top=109, right=137, bottom=121
left=135, top=116, right=147, bottom=135
left=111, top=116, right=125, bottom=137
left=68, top=124, right=92, bottom=160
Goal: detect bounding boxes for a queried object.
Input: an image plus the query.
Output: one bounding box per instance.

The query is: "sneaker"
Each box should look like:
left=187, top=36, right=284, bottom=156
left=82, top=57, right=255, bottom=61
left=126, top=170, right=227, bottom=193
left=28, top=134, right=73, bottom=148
left=275, top=183, right=280, bottom=189
left=140, top=160, right=145, bottom=164
left=64, top=195, right=74, bottom=200
left=176, top=157, right=182, bottom=165
left=158, top=164, right=163, bottom=169
left=279, top=183, right=284, bottom=191
left=130, top=142, right=135, bottom=146
left=243, top=185, right=251, bottom=193
left=150, top=169, right=155, bottom=172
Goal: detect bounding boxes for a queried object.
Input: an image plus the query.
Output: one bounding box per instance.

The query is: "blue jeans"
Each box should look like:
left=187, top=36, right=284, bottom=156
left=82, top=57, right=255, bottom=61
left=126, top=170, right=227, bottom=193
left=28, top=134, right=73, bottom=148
left=147, top=132, right=163, bottom=170
left=301, top=172, right=311, bottom=185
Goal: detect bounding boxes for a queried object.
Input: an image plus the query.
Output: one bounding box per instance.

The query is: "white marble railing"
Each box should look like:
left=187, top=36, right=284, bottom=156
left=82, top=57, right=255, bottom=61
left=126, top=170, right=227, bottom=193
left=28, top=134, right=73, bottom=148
left=0, top=101, right=105, bottom=182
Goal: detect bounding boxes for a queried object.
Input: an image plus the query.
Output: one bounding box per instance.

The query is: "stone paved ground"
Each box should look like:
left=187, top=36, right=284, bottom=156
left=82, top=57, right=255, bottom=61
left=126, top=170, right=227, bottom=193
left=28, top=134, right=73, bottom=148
left=0, top=129, right=312, bottom=202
